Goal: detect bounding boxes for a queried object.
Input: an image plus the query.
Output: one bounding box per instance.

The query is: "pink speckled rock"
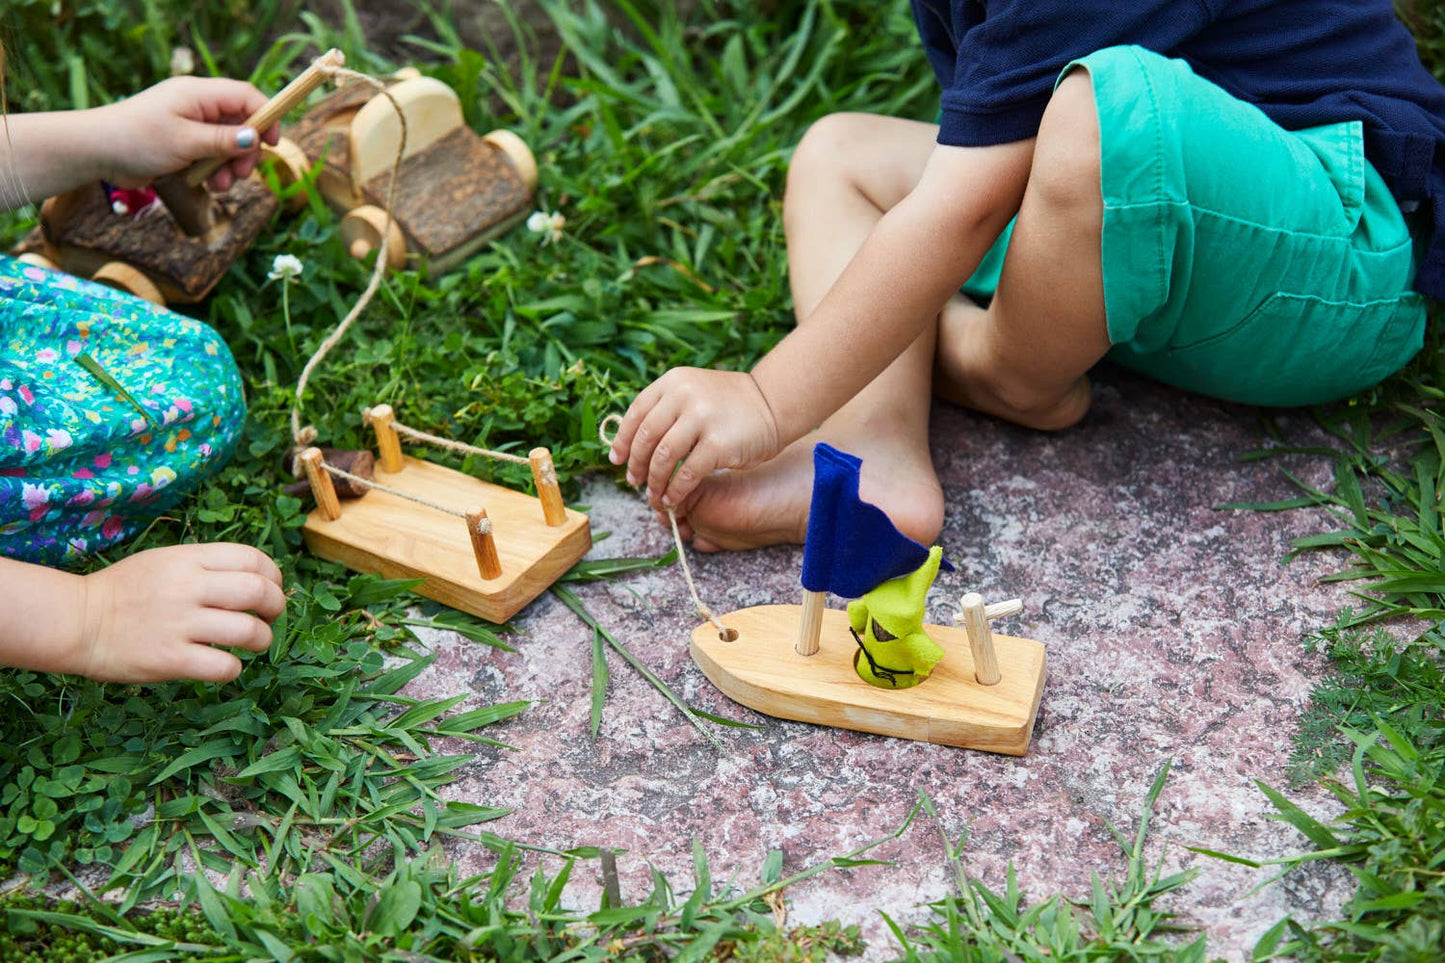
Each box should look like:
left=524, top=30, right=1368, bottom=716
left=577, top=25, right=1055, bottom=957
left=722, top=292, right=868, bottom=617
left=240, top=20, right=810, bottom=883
left=403, top=367, right=1355, bottom=959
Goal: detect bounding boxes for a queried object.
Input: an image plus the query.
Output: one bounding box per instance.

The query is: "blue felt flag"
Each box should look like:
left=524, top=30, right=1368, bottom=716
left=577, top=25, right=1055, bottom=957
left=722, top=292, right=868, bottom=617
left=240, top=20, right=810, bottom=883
left=799, top=443, right=952, bottom=598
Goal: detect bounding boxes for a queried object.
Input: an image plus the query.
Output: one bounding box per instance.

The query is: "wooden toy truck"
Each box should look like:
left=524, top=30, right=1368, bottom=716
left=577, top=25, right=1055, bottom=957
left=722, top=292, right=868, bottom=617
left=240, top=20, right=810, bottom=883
left=285, top=71, right=538, bottom=275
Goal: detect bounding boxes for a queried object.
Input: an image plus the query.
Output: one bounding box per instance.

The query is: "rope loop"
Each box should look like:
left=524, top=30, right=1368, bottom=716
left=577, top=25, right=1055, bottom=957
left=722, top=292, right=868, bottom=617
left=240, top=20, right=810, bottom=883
left=599, top=413, right=623, bottom=448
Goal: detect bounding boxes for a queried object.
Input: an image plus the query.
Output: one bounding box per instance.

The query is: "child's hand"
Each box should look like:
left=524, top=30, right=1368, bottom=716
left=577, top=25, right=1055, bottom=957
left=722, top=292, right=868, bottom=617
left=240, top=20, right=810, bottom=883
left=74, top=543, right=285, bottom=684
left=94, top=77, right=281, bottom=191
left=608, top=367, right=781, bottom=510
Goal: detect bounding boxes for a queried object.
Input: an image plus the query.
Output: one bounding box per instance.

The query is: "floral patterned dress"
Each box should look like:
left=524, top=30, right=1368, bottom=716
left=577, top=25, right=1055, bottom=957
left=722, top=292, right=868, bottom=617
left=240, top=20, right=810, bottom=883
left=0, top=256, right=245, bottom=567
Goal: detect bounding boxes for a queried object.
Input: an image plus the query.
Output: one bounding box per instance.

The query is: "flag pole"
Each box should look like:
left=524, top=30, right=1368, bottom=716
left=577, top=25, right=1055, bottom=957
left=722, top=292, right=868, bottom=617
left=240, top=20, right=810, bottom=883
left=795, top=588, right=825, bottom=655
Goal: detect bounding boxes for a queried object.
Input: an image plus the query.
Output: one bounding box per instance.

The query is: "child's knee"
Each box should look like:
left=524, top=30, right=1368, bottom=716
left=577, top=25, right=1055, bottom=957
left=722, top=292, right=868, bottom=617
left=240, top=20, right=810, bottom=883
left=976, top=367, right=1093, bottom=432
left=1029, top=72, right=1102, bottom=208
left=787, top=112, right=881, bottom=199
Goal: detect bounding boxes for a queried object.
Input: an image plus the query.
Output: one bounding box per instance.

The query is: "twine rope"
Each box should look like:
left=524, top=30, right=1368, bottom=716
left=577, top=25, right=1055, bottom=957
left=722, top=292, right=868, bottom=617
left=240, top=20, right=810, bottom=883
left=290, top=65, right=407, bottom=449
left=285, top=68, right=540, bottom=536
left=598, top=413, right=732, bottom=641
left=320, top=461, right=492, bottom=535
left=321, top=462, right=468, bottom=519
left=280, top=64, right=726, bottom=640
left=364, top=407, right=531, bottom=465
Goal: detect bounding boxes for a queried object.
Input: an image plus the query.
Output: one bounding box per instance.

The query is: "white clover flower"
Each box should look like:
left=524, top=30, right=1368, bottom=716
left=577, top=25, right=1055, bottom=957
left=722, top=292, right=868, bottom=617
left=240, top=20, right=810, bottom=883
left=527, top=209, right=566, bottom=245
left=268, top=253, right=304, bottom=281
left=169, top=46, right=196, bottom=77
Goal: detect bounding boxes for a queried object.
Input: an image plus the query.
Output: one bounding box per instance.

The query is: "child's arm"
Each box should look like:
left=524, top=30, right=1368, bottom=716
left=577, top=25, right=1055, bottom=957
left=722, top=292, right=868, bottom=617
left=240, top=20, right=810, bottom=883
left=0, top=543, right=285, bottom=683
left=0, top=77, right=281, bottom=211
left=609, top=139, right=1034, bottom=507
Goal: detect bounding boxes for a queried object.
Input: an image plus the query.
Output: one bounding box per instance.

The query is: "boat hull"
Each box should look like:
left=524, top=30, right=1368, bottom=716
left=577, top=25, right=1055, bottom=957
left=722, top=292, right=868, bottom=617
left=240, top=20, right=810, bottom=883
left=691, top=604, right=1046, bottom=755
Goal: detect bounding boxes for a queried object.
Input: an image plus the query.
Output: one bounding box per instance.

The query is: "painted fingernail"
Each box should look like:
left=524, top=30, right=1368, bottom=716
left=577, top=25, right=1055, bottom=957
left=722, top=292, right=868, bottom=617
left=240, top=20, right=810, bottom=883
left=236, top=127, right=258, bottom=149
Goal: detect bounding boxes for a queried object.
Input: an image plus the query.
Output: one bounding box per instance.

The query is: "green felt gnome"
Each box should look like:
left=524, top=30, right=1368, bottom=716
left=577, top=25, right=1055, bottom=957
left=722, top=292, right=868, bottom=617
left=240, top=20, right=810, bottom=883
left=846, top=545, right=946, bottom=689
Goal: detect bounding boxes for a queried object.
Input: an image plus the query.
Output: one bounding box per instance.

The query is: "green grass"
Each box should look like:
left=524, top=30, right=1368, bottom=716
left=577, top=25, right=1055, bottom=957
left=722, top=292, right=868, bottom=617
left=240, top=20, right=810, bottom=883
left=1222, top=342, right=1445, bottom=960
left=890, top=763, right=1215, bottom=963
left=1, top=0, right=1444, bottom=959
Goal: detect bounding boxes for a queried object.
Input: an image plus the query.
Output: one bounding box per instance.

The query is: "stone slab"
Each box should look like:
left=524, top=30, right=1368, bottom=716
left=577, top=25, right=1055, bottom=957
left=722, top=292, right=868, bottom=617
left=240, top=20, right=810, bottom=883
left=402, top=367, right=1355, bottom=959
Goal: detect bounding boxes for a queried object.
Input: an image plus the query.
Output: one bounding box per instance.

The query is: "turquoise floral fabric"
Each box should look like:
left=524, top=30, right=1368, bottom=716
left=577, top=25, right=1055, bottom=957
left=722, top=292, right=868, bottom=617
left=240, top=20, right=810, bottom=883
left=0, top=256, right=245, bottom=567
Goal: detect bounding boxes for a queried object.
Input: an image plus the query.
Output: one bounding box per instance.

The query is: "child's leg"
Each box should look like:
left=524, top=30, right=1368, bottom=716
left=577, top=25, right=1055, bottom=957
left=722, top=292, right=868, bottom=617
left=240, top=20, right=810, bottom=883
left=0, top=258, right=246, bottom=566
left=945, top=47, right=1426, bottom=412
left=674, top=113, right=946, bottom=552
left=935, top=72, right=1109, bottom=427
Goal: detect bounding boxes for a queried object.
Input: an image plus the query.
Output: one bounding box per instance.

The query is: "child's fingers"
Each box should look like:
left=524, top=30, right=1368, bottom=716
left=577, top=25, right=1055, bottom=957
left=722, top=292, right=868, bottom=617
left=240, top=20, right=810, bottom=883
left=230, top=153, right=258, bottom=181
left=625, top=399, right=681, bottom=492
left=199, top=571, right=286, bottom=621
left=660, top=439, right=720, bottom=508
left=646, top=420, right=702, bottom=507
left=192, top=609, right=274, bottom=653
left=205, top=157, right=252, bottom=193
left=194, top=542, right=284, bottom=587
left=172, top=645, right=244, bottom=684
left=665, top=486, right=707, bottom=536
left=178, top=118, right=262, bottom=167
left=608, top=385, right=660, bottom=470
left=183, top=77, right=271, bottom=125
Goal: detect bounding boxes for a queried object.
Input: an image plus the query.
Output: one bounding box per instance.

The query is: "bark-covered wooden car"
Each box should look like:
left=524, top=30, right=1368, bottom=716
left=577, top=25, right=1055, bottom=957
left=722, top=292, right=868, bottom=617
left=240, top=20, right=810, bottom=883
left=11, top=61, right=535, bottom=302
left=287, top=72, right=538, bottom=275
left=12, top=171, right=283, bottom=306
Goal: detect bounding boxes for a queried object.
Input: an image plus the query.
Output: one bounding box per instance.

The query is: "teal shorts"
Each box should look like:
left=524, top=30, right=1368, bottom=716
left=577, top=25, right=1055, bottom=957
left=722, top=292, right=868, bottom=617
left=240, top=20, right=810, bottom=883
left=961, top=45, right=1428, bottom=407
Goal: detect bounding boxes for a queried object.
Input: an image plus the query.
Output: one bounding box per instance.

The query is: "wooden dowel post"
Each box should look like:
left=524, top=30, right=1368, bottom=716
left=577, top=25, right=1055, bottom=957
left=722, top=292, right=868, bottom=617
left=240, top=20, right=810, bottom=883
left=299, top=447, right=341, bottom=521
left=984, top=599, right=1023, bottom=620
left=529, top=447, right=567, bottom=527
left=466, top=506, right=502, bottom=580
left=369, top=404, right=405, bottom=473
left=955, top=592, right=1019, bottom=686
left=184, top=48, right=346, bottom=187
left=152, top=175, right=216, bottom=237
left=795, top=589, right=826, bottom=656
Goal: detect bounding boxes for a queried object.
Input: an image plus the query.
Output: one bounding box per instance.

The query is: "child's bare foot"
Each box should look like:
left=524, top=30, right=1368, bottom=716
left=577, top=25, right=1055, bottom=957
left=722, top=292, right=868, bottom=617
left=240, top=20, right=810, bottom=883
left=668, top=411, right=944, bottom=553
left=935, top=296, right=1093, bottom=430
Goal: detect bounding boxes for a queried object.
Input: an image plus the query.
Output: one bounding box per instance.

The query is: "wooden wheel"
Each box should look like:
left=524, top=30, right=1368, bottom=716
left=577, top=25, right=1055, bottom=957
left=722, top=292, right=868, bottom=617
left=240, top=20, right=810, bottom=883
left=91, top=262, right=165, bottom=305
left=14, top=251, right=60, bottom=272
left=482, top=129, right=538, bottom=193
left=339, top=205, right=407, bottom=271
left=262, top=137, right=312, bottom=209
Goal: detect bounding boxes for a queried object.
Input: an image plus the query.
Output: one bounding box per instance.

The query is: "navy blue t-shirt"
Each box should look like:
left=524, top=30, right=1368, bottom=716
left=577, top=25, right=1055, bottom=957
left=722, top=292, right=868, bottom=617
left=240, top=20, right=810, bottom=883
left=912, top=0, right=1445, bottom=297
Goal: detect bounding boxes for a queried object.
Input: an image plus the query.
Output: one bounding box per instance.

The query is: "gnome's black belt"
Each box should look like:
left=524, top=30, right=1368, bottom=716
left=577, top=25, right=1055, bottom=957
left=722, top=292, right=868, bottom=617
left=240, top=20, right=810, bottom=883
left=849, top=627, right=915, bottom=688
